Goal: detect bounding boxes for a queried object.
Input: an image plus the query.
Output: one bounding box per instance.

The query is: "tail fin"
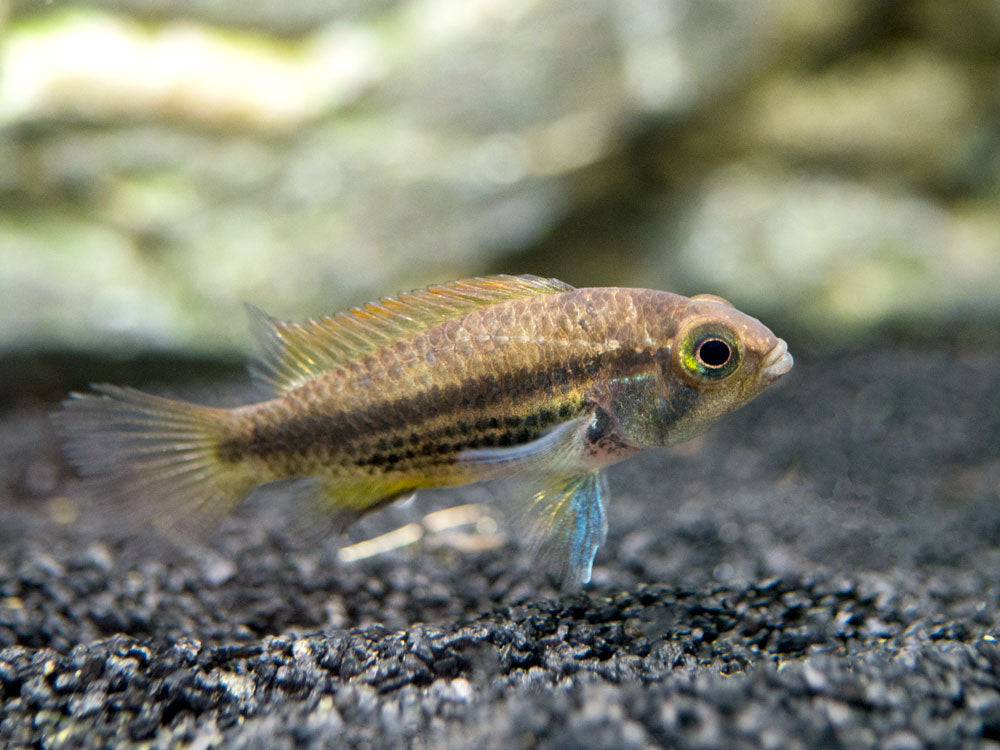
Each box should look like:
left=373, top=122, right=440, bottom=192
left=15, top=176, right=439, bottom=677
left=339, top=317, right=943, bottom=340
left=53, top=384, right=256, bottom=538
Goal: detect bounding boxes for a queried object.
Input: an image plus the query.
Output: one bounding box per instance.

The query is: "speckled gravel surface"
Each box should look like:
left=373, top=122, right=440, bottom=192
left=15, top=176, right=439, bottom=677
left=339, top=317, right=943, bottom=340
left=1, top=342, right=999, bottom=748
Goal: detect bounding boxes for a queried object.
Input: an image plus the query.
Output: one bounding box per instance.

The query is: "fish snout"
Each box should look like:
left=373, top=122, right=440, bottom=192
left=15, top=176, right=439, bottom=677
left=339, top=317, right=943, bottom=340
left=760, top=338, right=793, bottom=381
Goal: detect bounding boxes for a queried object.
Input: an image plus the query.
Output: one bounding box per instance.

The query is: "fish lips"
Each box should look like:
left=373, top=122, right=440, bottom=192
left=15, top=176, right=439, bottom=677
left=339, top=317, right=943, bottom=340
left=760, top=338, right=793, bottom=381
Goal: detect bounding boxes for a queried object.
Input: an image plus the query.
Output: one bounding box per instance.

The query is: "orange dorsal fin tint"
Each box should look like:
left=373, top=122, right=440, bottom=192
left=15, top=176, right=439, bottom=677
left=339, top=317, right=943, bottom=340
left=247, top=274, right=574, bottom=393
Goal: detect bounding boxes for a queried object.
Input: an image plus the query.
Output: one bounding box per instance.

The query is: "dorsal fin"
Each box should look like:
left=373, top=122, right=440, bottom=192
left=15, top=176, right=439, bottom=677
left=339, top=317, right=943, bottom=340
left=247, top=274, right=574, bottom=393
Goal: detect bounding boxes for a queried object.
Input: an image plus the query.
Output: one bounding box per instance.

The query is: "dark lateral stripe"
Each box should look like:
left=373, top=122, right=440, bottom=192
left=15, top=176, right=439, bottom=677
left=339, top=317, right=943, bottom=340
left=343, top=397, right=586, bottom=473
left=220, top=346, right=654, bottom=465
left=352, top=418, right=544, bottom=470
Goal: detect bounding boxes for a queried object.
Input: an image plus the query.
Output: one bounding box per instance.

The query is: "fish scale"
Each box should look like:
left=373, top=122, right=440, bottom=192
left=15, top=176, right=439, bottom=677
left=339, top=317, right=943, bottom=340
left=240, top=293, right=620, bottom=469
left=55, top=274, right=792, bottom=587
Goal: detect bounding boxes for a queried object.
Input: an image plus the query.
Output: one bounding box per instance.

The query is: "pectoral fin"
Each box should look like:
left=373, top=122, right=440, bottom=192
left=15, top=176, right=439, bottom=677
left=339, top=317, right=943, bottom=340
left=454, top=418, right=585, bottom=480
left=524, top=471, right=609, bottom=587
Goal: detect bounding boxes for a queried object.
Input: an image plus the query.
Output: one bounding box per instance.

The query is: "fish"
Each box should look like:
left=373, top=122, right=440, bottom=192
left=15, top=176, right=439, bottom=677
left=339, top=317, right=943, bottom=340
left=55, top=274, right=793, bottom=586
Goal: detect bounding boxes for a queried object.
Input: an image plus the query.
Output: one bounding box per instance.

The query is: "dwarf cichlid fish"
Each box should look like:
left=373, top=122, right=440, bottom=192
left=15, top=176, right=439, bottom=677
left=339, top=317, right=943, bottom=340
left=56, top=275, right=792, bottom=586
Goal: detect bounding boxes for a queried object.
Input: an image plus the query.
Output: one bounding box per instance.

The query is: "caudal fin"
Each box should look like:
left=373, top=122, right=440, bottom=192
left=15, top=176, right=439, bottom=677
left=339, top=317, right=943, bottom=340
left=53, top=384, right=255, bottom=537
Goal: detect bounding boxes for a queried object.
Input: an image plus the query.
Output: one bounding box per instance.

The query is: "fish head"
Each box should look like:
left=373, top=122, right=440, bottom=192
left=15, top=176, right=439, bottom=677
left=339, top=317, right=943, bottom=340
left=680, top=292, right=792, bottom=386
left=659, top=293, right=792, bottom=439
left=613, top=292, right=792, bottom=449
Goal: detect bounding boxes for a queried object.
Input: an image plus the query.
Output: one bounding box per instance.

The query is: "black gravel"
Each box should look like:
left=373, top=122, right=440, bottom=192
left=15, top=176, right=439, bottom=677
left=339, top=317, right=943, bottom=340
left=1, top=342, right=999, bottom=748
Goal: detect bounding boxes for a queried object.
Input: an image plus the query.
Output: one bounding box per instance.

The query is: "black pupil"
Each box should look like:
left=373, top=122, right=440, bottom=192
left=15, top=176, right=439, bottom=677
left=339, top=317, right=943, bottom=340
left=698, top=338, right=731, bottom=367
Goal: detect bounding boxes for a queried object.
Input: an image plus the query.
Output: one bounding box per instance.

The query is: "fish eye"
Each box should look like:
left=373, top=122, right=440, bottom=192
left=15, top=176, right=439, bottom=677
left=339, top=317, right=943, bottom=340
left=696, top=337, right=732, bottom=368
left=678, top=327, right=741, bottom=381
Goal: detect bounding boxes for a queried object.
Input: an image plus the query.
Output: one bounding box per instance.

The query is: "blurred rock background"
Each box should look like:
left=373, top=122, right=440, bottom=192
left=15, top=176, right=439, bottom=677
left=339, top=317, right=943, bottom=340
left=2, top=0, right=999, bottom=402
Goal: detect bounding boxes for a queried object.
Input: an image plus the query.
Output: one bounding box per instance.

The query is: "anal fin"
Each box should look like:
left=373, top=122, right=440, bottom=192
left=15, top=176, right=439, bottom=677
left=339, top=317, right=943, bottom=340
left=311, top=475, right=421, bottom=534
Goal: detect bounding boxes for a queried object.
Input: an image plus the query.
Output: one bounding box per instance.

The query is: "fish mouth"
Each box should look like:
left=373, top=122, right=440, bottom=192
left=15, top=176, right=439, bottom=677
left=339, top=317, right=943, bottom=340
left=760, top=338, right=793, bottom=380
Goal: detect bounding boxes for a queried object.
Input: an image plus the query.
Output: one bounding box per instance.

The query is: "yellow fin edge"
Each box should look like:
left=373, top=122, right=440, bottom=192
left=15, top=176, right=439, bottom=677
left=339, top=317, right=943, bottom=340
left=247, top=274, right=574, bottom=393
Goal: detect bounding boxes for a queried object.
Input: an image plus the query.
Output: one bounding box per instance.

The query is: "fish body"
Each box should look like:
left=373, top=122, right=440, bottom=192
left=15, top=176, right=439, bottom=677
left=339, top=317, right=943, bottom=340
left=57, top=275, right=792, bottom=586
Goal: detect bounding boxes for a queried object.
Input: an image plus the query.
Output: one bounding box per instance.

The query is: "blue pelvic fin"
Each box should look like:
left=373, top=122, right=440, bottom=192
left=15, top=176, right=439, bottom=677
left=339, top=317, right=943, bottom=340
left=523, top=470, right=609, bottom=588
